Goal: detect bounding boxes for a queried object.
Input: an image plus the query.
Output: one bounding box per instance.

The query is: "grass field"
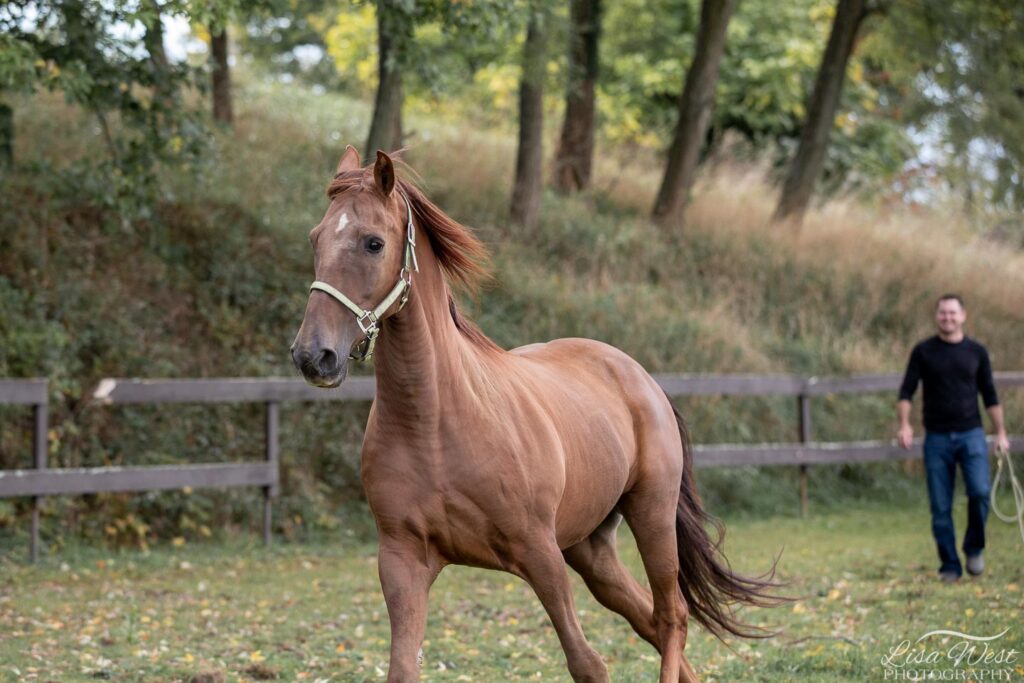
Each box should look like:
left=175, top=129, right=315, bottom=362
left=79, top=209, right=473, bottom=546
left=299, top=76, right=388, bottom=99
left=3, top=497, right=1023, bottom=683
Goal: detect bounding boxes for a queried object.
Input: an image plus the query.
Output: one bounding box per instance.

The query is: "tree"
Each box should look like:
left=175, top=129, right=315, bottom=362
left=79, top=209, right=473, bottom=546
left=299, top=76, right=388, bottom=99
left=774, top=0, right=870, bottom=222
left=142, top=0, right=174, bottom=111
left=210, top=27, right=233, bottom=124
left=0, top=31, right=36, bottom=167
left=0, top=0, right=208, bottom=208
left=651, top=0, right=738, bottom=225
left=594, top=0, right=906, bottom=200
left=191, top=1, right=280, bottom=128
left=0, top=103, right=11, bottom=167
left=510, top=8, right=549, bottom=228
left=553, top=0, right=601, bottom=194
left=868, top=0, right=1024, bottom=215
left=365, top=0, right=412, bottom=154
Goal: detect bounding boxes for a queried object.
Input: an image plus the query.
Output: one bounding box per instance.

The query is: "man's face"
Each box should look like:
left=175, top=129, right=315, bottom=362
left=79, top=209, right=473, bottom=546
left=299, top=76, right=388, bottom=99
left=934, top=299, right=966, bottom=336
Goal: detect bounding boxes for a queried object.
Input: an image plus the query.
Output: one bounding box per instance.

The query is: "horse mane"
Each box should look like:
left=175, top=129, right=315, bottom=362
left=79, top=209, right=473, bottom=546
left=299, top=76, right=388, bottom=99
left=325, top=162, right=500, bottom=353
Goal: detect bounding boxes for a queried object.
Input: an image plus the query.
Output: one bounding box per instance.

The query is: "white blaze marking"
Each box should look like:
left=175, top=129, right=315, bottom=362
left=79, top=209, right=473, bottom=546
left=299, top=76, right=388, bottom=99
left=336, top=212, right=350, bottom=233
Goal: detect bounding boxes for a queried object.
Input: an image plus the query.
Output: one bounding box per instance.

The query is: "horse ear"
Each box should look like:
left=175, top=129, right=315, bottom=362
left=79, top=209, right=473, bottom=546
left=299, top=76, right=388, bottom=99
left=374, top=150, right=395, bottom=198
left=336, top=145, right=361, bottom=174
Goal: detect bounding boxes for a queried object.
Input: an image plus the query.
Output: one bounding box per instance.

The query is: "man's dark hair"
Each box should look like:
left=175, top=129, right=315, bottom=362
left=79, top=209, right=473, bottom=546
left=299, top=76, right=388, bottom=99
left=936, top=293, right=964, bottom=309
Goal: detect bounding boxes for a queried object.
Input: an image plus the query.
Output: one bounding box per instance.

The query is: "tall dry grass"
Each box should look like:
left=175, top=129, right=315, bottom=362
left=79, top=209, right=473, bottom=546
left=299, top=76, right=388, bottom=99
left=685, top=165, right=1024, bottom=368
left=405, top=108, right=1023, bottom=377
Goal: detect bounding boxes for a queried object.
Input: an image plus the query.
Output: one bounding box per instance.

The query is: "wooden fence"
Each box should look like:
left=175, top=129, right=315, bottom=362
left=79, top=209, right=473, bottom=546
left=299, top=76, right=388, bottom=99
left=2, top=372, right=1021, bottom=562
left=0, top=379, right=47, bottom=562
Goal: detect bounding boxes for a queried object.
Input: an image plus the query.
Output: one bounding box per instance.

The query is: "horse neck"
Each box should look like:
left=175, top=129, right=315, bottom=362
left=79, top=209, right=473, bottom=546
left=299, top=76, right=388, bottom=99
left=372, top=239, right=492, bottom=437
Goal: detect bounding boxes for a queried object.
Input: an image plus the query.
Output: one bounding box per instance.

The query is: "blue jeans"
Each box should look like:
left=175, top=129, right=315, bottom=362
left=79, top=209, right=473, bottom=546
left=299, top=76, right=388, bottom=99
left=923, top=428, right=990, bottom=576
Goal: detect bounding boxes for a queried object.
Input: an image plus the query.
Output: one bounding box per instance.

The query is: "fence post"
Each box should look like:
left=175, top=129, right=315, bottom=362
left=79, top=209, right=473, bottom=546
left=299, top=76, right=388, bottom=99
left=31, top=397, right=48, bottom=563
left=797, top=392, right=811, bottom=517
left=263, top=401, right=280, bottom=546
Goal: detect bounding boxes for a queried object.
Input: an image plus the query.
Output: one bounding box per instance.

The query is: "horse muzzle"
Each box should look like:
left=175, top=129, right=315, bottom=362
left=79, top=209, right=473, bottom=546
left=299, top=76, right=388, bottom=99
left=291, top=343, right=349, bottom=388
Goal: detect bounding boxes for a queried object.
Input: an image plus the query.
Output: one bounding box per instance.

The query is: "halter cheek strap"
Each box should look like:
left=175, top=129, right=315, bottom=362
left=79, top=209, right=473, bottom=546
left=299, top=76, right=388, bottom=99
left=309, top=191, right=418, bottom=361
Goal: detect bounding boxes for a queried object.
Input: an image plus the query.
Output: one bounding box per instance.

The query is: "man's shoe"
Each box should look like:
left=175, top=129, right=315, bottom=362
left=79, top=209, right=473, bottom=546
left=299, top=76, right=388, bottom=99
left=966, top=554, right=985, bottom=576
left=939, top=571, right=961, bottom=583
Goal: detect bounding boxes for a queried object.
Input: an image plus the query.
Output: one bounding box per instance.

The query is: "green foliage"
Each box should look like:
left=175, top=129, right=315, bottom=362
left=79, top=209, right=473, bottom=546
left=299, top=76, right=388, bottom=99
left=865, top=0, right=1024, bottom=216
left=715, top=0, right=829, bottom=144
left=599, top=0, right=696, bottom=146
left=0, top=32, right=41, bottom=93
left=601, top=0, right=913, bottom=193
left=239, top=0, right=343, bottom=85
left=0, top=1, right=212, bottom=212
left=0, top=277, right=70, bottom=380
left=317, top=0, right=532, bottom=124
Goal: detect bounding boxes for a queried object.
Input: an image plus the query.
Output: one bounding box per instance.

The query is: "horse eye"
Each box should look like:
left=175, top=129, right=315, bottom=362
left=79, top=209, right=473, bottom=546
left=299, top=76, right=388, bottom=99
left=365, top=236, right=385, bottom=254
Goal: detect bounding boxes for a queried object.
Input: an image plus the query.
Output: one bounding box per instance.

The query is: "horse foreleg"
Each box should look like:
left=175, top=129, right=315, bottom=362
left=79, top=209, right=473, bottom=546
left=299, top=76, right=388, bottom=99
left=513, top=536, right=609, bottom=683
left=378, top=537, right=443, bottom=682
left=564, top=512, right=700, bottom=683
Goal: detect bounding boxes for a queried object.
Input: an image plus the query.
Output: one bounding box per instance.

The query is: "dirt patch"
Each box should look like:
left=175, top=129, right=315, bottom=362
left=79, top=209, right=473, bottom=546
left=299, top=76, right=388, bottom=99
left=242, top=663, right=279, bottom=680
left=189, top=671, right=225, bottom=683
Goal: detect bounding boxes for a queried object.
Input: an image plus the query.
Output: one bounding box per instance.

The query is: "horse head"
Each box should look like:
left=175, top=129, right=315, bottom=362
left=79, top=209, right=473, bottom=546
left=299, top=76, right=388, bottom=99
left=291, top=146, right=414, bottom=387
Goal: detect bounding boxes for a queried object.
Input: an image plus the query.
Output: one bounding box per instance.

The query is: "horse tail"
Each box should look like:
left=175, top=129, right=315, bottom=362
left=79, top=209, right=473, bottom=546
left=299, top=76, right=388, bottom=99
left=668, top=396, right=785, bottom=640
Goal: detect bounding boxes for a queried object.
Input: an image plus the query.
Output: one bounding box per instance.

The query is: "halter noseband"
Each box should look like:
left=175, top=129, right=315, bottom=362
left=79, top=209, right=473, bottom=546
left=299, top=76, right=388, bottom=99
left=309, top=191, right=419, bottom=361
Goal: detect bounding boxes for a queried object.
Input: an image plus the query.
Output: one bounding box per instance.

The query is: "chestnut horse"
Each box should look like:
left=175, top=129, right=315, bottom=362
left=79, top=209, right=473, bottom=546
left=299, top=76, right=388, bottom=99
left=291, top=148, right=778, bottom=682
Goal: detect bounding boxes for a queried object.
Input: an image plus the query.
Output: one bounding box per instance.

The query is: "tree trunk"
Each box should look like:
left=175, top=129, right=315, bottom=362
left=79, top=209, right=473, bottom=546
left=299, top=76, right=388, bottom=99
left=510, top=11, right=548, bottom=229
left=652, top=0, right=737, bottom=226
left=553, top=0, right=600, bottom=194
left=0, top=102, right=12, bottom=168
left=365, top=0, right=407, bottom=154
left=774, top=0, right=867, bottom=223
left=144, top=1, right=173, bottom=108
left=211, top=27, right=233, bottom=125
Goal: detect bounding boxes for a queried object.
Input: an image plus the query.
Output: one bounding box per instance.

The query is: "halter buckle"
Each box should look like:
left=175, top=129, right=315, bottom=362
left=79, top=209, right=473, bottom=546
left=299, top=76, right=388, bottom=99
left=356, top=310, right=379, bottom=335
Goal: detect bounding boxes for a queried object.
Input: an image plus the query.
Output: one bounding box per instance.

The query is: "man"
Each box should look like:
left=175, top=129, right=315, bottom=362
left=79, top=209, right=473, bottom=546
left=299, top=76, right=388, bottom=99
left=896, top=294, right=1010, bottom=583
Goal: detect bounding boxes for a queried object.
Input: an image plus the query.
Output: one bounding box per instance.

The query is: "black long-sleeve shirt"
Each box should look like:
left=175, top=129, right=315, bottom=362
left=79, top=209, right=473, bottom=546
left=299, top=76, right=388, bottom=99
left=898, top=335, right=999, bottom=432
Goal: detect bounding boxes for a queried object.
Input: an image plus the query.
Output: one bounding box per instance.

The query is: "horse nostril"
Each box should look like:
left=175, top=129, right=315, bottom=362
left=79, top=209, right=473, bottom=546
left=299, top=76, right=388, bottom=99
left=315, top=348, right=339, bottom=376
left=292, top=347, right=311, bottom=370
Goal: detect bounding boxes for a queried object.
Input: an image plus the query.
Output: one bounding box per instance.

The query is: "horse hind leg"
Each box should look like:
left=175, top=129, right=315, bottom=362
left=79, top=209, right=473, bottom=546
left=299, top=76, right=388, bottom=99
left=564, top=511, right=699, bottom=683
left=619, top=478, right=702, bottom=683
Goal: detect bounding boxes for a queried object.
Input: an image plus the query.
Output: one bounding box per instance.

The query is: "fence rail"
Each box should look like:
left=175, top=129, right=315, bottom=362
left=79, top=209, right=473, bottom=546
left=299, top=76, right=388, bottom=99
left=691, top=438, right=1023, bottom=467
left=2, top=372, right=1021, bottom=562
left=0, top=379, right=48, bottom=404
left=0, top=462, right=276, bottom=497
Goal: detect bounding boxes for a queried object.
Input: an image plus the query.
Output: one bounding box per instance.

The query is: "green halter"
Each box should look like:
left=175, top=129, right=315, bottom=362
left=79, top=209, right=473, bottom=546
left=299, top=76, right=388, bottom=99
left=309, top=191, right=419, bottom=361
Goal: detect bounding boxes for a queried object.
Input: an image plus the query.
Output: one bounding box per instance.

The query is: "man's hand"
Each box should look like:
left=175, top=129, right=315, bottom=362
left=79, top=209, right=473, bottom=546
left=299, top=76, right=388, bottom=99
left=896, top=399, right=914, bottom=449
left=986, top=405, right=1010, bottom=454
left=994, top=431, right=1011, bottom=455
left=897, top=424, right=914, bottom=450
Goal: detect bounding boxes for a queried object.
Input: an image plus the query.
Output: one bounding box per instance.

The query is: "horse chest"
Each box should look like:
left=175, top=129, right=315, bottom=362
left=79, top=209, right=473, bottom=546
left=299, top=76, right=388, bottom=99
left=361, top=438, right=553, bottom=569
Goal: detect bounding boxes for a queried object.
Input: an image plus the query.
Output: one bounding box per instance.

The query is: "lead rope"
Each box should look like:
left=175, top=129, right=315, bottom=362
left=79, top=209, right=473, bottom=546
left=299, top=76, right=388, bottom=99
left=991, top=442, right=1024, bottom=545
